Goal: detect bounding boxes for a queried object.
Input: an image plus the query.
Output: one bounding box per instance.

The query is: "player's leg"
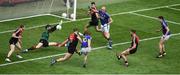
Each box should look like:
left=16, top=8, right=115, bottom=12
left=121, top=50, right=129, bottom=64
left=22, top=43, right=43, bottom=53
left=162, top=35, right=170, bottom=56
left=162, top=44, right=166, bottom=55
left=121, top=50, right=129, bottom=67
left=50, top=53, right=72, bottom=66
left=84, top=23, right=90, bottom=32
left=102, top=24, right=112, bottom=49
left=5, top=44, right=15, bottom=62
left=83, top=52, right=88, bottom=68
left=117, top=49, right=130, bottom=67
left=15, top=42, right=23, bottom=59
left=95, top=25, right=101, bottom=32
left=56, top=53, right=72, bottom=62
left=49, top=42, right=61, bottom=46
left=157, top=38, right=165, bottom=58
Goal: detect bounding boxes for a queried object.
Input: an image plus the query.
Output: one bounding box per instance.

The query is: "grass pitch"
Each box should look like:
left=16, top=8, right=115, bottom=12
left=0, top=0, right=180, bottom=74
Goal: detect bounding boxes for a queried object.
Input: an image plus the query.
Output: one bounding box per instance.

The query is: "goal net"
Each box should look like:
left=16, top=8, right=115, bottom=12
left=0, top=0, right=77, bottom=22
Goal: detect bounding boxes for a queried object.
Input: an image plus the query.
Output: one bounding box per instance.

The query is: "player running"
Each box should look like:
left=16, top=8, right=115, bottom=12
left=116, top=30, right=139, bottom=67
left=156, top=16, right=171, bottom=58
left=84, top=2, right=101, bottom=32
left=5, top=25, right=25, bottom=62
left=99, top=6, right=113, bottom=49
left=22, top=23, right=62, bottom=53
left=80, top=31, right=92, bottom=68
left=50, top=28, right=82, bottom=66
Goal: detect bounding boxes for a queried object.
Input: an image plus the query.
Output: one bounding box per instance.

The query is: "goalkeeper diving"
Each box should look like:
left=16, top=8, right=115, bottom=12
left=22, top=20, right=63, bottom=53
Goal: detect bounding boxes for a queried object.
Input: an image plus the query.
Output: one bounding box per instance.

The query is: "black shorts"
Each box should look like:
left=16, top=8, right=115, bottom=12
left=68, top=46, right=76, bottom=54
left=39, top=39, right=49, bottom=47
left=88, top=20, right=99, bottom=27
left=129, top=47, right=137, bottom=54
left=9, top=37, right=18, bottom=45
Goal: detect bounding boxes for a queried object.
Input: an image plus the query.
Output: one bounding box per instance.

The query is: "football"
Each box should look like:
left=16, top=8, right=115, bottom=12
left=56, top=25, right=62, bottom=30
left=70, top=13, right=74, bottom=19
left=62, top=13, right=67, bottom=18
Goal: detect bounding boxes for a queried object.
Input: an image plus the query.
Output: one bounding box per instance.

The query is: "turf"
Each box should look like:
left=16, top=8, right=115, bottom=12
left=0, top=0, right=180, bottom=74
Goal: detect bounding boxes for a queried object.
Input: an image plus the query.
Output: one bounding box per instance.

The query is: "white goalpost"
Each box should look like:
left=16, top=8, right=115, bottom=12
left=73, top=0, right=77, bottom=21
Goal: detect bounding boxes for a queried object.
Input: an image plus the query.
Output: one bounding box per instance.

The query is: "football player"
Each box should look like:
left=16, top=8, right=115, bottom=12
left=22, top=24, right=62, bottom=53
left=50, top=28, right=82, bottom=66
left=99, top=6, right=113, bottom=49
left=84, top=2, right=101, bottom=32
left=156, top=16, right=171, bottom=58
left=80, top=31, right=92, bottom=68
left=116, top=29, right=139, bottom=67
left=5, top=25, right=25, bottom=62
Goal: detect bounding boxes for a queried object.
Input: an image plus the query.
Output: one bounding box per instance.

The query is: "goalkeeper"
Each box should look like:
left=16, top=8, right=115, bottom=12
left=22, top=22, right=62, bottom=53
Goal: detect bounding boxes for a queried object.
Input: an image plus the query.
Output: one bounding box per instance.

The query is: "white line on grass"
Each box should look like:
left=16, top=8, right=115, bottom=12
left=1, top=4, right=180, bottom=34
left=111, top=4, right=180, bottom=16
left=130, top=12, right=180, bottom=25
left=0, top=14, right=49, bottom=23
left=0, top=32, right=180, bottom=67
left=49, top=14, right=73, bottom=21
left=167, top=7, right=180, bottom=11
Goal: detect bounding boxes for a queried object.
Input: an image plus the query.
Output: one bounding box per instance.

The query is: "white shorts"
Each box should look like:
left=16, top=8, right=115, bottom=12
left=101, top=24, right=110, bottom=33
left=161, top=35, right=171, bottom=41
left=80, top=47, right=91, bottom=53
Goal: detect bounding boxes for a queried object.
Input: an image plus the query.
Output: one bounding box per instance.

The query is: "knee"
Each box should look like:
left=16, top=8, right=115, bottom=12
left=120, top=52, right=125, bottom=56
left=18, top=46, right=22, bottom=49
left=10, top=49, right=15, bottom=52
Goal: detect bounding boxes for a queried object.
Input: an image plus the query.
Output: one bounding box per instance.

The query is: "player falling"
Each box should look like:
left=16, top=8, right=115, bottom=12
left=50, top=28, right=82, bottom=66
left=156, top=16, right=171, bottom=58
left=98, top=6, right=113, bottom=49
left=5, top=25, right=25, bottom=62
left=80, top=31, right=92, bottom=68
left=84, top=2, right=101, bottom=32
left=116, top=30, right=139, bottom=67
left=22, top=22, right=62, bottom=53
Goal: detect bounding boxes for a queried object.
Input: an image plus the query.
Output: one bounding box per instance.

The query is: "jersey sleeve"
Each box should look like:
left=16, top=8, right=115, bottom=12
left=162, top=20, right=168, bottom=27
left=86, top=35, right=92, bottom=40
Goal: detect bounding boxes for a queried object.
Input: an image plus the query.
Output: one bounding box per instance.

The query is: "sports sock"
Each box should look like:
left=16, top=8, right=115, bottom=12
left=125, top=61, right=128, bottom=64
left=107, top=38, right=112, bottom=47
left=28, top=46, right=36, bottom=51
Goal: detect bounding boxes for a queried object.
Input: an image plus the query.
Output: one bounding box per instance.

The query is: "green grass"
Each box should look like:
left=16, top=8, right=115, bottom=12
left=0, top=0, right=180, bottom=74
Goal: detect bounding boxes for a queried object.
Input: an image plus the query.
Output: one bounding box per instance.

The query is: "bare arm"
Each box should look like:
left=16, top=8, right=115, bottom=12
left=108, top=17, right=113, bottom=25
left=129, top=35, right=136, bottom=50
left=95, top=12, right=99, bottom=18
left=12, top=33, right=21, bottom=38
left=88, top=39, right=91, bottom=48
left=12, top=29, right=22, bottom=38
left=165, top=26, right=170, bottom=36
left=58, top=39, right=68, bottom=47
left=77, top=35, right=82, bottom=43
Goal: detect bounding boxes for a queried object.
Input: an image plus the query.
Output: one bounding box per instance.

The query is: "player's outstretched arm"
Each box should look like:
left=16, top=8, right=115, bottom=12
left=77, top=35, right=82, bottom=43
left=58, top=39, right=68, bottom=47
